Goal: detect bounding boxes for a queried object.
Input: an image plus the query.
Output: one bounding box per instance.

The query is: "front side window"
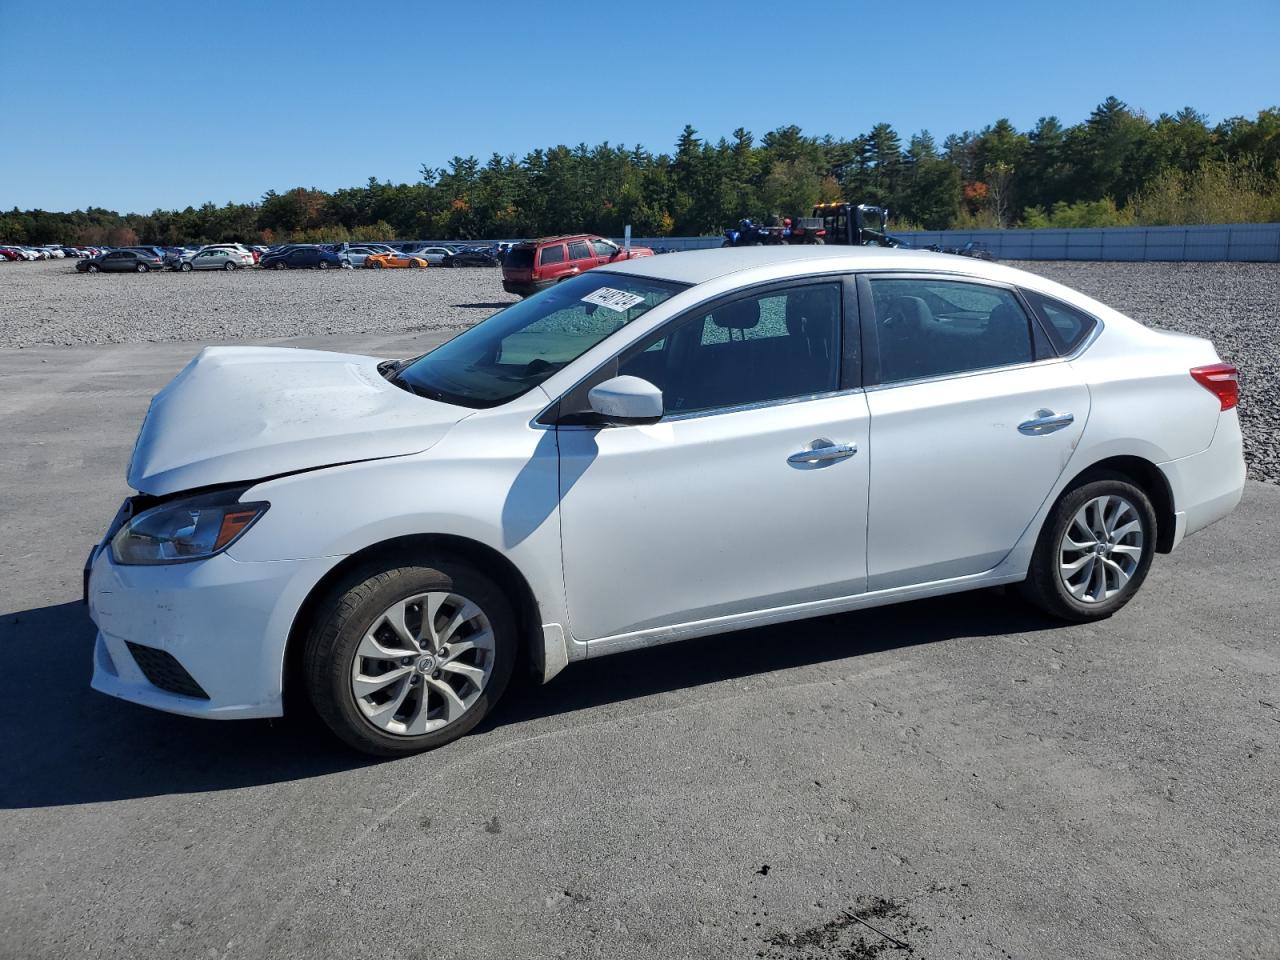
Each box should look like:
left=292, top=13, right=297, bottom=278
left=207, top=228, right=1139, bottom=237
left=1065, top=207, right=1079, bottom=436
left=868, top=277, right=1033, bottom=384
left=591, top=239, right=617, bottom=258
left=618, top=283, right=842, bottom=415
left=539, top=244, right=565, bottom=265
left=398, top=273, right=685, bottom=408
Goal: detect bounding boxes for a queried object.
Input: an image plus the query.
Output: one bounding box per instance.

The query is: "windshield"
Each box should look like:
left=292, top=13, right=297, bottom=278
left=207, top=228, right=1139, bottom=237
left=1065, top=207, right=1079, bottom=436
left=397, top=272, right=686, bottom=408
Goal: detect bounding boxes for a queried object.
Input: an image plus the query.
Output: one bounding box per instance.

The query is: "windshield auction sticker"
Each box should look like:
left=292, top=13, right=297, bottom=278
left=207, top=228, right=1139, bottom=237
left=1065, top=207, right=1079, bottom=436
left=582, top=288, right=646, bottom=312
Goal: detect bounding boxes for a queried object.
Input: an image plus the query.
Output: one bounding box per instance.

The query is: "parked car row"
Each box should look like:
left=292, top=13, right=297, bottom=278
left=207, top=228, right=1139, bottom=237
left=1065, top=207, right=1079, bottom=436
left=17, top=236, right=658, bottom=286
left=1, top=244, right=95, bottom=261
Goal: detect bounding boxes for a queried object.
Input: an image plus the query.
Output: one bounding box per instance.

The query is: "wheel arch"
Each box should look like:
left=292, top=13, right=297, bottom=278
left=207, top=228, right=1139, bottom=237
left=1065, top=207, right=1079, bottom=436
left=282, top=533, right=543, bottom=714
left=1058, top=455, right=1177, bottom=553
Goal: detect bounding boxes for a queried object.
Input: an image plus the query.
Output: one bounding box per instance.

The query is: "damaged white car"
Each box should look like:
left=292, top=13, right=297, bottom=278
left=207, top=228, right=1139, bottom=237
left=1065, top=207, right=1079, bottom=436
left=86, top=247, right=1245, bottom=756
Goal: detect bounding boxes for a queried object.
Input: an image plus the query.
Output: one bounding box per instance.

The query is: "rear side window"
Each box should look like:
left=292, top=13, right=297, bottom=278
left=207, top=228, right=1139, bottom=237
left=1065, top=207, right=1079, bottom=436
left=539, top=244, right=565, bottom=265
left=568, top=240, right=592, bottom=261
left=867, top=277, right=1033, bottom=385
left=1020, top=289, right=1097, bottom=354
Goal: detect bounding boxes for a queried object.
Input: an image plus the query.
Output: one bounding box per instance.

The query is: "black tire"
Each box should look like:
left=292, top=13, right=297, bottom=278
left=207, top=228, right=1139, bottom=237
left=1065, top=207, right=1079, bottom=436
left=303, top=559, right=517, bottom=757
left=136, top=263, right=148, bottom=273
left=87, top=264, right=99, bottom=273
left=1019, top=472, right=1157, bottom=622
left=372, top=259, right=384, bottom=268
left=180, top=262, right=193, bottom=272
left=224, top=261, right=236, bottom=271
left=274, top=261, right=287, bottom=270
left=318, top=260, right=330, bottom=270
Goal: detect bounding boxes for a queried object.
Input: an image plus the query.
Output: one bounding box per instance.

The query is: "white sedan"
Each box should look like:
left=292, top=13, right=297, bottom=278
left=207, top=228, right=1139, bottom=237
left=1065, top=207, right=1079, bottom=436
left=86, top=247, right=1245, bottom=755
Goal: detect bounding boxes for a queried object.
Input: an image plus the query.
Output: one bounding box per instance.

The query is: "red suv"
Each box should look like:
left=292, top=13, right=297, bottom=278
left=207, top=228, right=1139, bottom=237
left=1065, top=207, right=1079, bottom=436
left=502, top=234, right=654, bottom=297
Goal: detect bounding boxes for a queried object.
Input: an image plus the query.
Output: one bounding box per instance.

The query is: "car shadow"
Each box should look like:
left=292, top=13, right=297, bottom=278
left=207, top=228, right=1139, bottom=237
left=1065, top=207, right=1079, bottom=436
left=483, top=588, right=1060, bottom=731
left=0, top=591, right=1059, bottom=809
left=449, top=302, right=517, bottom=310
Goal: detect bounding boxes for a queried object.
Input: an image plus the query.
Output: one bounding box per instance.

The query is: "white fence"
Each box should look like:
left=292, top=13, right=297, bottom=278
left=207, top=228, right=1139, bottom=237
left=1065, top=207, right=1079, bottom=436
left=615, top=222, right=1280, bottom=261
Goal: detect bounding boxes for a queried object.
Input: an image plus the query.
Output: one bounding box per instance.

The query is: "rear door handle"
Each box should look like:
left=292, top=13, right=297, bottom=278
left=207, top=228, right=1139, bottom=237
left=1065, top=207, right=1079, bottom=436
left=1018, top=410, right=1075, bottom=435
left=787, top=439, right=857, bottom=465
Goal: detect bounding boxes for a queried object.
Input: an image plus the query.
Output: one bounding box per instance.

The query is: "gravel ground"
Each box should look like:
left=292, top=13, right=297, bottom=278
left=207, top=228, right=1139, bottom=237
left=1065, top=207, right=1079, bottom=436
left=0, top=259, right=518, bottom=347
left=2, top=257, right=1276, bottom=481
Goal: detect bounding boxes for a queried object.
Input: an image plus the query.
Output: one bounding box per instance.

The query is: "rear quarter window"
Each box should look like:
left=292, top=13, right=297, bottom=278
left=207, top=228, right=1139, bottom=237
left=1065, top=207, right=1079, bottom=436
left=1020, top=289, right=1098, bottom=354
left=504, top=248, right=534, bottom=269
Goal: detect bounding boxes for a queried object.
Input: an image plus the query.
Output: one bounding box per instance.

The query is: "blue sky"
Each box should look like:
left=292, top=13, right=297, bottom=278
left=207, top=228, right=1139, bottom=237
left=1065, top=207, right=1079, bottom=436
left=2, top=0, right=1277, bottom=213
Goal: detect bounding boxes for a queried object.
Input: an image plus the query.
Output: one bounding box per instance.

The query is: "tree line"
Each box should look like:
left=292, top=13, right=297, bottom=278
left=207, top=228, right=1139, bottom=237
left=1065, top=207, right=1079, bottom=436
left=4, top=97, right=1279, bottom=247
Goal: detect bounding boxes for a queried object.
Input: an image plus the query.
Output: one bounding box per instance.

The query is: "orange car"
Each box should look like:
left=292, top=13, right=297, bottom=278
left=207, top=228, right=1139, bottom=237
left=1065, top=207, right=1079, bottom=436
left=365, top=252, right=428, bottom=269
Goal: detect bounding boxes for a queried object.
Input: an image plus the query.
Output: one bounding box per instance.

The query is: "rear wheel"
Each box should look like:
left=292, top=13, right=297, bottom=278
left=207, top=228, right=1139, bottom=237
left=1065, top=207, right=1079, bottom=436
left=318, top=260, right=330, bottom=270
left=136, top=263, right=148, bottom=273
left=303, top=559, right=516, bottom=756
left=1020, top=474, right=1156, bottom=622
left=224, top=261, right=236, bottom=271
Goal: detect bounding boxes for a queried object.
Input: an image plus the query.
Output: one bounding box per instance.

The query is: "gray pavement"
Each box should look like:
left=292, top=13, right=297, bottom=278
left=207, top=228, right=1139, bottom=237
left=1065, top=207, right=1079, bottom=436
left=1, top=333, right=1277, bottom=960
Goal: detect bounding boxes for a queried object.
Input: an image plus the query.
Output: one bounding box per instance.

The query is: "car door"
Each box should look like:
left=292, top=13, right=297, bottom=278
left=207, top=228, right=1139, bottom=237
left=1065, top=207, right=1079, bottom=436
left=194, top=251, right=216, bottom=270
left=105, top=251, right=131, bottom=272
left=858, top=273, right=1090, bottom=590
left=556, top=278, right=870, bottom=642
left=567, top=239, right=594, bottom=276
left=590, top=238, right=619, bottom=268
left=290, top=248, right=316, bottom=268
left=537, top=242, right=568, bottom=281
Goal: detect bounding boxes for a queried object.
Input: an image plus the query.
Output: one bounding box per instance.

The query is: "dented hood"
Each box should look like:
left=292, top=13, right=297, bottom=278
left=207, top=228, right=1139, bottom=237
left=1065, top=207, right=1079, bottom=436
left=128, top=346, right=469, bottom=495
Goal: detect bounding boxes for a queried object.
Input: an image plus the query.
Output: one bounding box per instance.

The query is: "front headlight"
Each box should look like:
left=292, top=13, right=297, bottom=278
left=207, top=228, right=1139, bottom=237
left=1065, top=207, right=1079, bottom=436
left=110, top=488, right=269, bottom=565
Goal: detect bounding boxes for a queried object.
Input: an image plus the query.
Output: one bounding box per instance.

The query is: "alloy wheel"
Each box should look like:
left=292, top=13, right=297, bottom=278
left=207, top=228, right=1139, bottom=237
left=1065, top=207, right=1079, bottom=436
left=349, top=592, right=496, bottom=737
left=1058, top=494, right=1144, bottom=603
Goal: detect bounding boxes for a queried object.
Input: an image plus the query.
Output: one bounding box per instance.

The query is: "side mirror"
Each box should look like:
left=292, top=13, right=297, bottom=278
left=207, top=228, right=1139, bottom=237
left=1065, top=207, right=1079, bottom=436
left=586, top=376, right=663, bottom=426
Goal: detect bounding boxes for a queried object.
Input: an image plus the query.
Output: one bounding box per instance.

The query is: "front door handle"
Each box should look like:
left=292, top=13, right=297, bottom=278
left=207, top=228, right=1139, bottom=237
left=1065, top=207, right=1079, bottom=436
left=1018, top=410, right=1075, bottom=435
left=787, top=439, right=857, bottom=465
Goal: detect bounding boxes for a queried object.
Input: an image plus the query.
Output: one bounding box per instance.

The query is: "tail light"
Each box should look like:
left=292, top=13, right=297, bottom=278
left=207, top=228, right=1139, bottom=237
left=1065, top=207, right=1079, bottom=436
left=1190, top=363, right=1239, bottom=410
left=816, top=229, right=826, bottom=236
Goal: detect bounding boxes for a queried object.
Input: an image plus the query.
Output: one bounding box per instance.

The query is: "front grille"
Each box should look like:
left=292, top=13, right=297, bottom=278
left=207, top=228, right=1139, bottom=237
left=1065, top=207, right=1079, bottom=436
left=125, top=642, right=210, bottom=700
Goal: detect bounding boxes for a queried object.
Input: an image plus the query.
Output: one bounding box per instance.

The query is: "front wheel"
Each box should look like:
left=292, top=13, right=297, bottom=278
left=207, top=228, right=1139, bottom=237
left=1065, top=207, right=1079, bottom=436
left=274, top=261, right=287, bottom=270
left=318, top=260, right=330, bottom=270
left=1020, top=475, right=1156, bottom=622
left=303, top=560, right=517, bottom=756
left=87, top=264, right=99, bottom=273
left=180, top=262, right=193, bottom=272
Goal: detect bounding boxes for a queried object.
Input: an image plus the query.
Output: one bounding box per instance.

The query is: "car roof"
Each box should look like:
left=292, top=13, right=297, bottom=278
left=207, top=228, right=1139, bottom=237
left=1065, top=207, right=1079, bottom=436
left=600, top=244, right=1028, bottom=286
left=519, top=234, right=596, bottom=248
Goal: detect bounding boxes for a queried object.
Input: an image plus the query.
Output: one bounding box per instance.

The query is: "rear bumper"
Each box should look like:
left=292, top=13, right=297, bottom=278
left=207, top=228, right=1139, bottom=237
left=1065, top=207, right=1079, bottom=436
left=1158, top=409, right=1246, bottom=550
left=502, top=278, right=553, bottom=296
left=87, top=547, right=341, bottom=719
